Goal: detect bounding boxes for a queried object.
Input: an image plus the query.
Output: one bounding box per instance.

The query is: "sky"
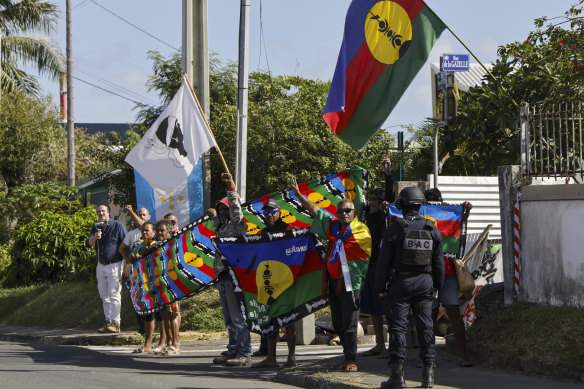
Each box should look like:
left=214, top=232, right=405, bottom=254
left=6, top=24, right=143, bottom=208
left=37, top=0, right=576, bottom=139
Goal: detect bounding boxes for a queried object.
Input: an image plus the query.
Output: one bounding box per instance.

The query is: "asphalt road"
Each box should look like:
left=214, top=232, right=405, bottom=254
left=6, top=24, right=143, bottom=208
left=0, top=338, right=339, bottom=389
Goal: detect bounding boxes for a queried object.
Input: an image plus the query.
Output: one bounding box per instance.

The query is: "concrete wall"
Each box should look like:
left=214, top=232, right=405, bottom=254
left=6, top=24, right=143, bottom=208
left=520, top=184, right=584, bottom=307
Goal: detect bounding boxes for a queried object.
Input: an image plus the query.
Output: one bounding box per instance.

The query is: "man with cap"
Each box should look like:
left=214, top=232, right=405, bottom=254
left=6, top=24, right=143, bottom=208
left=290, top=177, right=371, bottom=373
left=252, top=198, right=297, bottom=368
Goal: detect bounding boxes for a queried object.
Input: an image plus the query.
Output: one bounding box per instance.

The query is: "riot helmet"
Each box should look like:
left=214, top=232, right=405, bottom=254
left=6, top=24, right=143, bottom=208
left=396, top=186, right=425, bottom=210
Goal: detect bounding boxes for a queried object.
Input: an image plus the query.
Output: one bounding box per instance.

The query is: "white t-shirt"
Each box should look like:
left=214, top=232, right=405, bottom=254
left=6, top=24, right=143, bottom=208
left=123, top=228, right=141, bottom=248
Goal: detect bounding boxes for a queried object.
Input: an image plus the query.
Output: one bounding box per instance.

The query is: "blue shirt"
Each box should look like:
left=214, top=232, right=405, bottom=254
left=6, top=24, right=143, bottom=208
left=86, top=219, right=127, bottom=265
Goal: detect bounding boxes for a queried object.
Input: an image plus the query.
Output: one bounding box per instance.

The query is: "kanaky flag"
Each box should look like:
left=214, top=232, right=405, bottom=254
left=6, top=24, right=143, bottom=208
left=216, top=229, right=327, bottom=336
left=324, top=0, right=446, bottom=149
left=125, top=75, right=217, bottom=191
left=387, top=203, right=467, bottom=258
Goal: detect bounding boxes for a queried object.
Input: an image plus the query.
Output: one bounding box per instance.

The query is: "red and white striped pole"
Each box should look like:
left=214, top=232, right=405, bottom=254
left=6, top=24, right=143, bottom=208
left=513, top=189, right=521, bottom=299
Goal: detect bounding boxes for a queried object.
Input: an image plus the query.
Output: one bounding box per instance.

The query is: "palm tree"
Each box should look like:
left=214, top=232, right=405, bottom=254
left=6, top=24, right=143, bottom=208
left=0, top=0, right=65, bottom=95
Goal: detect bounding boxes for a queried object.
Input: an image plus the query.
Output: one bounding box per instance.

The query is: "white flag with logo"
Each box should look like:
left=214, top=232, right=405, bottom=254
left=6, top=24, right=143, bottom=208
left=125, top=75, right=217, bottom=191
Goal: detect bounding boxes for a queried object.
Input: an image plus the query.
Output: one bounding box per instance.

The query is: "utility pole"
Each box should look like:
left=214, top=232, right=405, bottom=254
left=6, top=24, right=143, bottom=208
left=235, top=0, right=250, bottom=202
left=66, top=0, right=75, bottom=186
left=183, top=0, right=210, bottom=209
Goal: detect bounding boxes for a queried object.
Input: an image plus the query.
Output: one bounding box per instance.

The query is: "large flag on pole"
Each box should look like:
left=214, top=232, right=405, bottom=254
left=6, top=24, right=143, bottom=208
left=323, top=0, right=446, bottom=150
left=133, top=164, right=204, bottom=228
left=125, top=75, right=217, bottom=191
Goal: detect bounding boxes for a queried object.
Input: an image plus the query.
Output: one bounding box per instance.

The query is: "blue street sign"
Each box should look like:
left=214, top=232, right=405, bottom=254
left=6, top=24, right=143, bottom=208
left=442, top=54, right=469, bottom=72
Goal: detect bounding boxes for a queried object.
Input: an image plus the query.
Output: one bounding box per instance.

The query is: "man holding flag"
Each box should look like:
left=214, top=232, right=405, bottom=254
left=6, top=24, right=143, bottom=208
left=290, top=177, right=371, bottom=373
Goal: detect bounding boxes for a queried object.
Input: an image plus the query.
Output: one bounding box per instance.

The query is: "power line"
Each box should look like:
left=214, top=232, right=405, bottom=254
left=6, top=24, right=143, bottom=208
left=74, top=76, right=143, bottom=105
left=76, top=68, right=157, bottom=105
left=257, top=0, right=270, bottom=72
left=89, top=0, right=179, bottom=52
left=59, top=0, right=92, bottom=18
left=6, top=46, right=154, bottom=106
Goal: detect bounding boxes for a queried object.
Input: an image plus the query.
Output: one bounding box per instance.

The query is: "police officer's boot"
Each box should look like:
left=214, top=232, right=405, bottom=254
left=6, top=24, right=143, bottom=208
left=381, top=359, right=405, bottom=389
left=421, top=360, right=435, bottom=388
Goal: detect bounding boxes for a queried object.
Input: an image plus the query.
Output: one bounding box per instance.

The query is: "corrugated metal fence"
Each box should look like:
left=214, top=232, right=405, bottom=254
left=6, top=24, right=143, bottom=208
left=428, top=175, right=501, bottom=239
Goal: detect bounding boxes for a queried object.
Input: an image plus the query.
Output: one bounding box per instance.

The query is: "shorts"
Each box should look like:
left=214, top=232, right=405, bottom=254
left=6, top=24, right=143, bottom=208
left=432, top=274, right=460, bottom=309
left=161, top=301, right=181, bottom=317
left=143, top=313, right=154, bottom=322
left=359, top=263, right=386, bottom=316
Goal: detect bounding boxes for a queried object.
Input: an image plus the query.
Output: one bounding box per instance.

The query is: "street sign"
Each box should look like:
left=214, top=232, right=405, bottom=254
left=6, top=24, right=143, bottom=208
left=442, top=54, right=469, bottom=72
left=436, top=71, right=446, bottom=90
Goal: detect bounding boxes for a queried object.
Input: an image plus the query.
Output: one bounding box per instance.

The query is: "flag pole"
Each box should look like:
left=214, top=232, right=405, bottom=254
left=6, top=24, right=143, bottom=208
left=183, top=73, right=232, bottom=176
left=426, top=6, right=519, bottom=109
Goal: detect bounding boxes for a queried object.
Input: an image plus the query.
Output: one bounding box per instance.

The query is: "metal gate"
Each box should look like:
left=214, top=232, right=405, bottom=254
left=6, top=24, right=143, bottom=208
left=520, top=102, right=584, bottom=184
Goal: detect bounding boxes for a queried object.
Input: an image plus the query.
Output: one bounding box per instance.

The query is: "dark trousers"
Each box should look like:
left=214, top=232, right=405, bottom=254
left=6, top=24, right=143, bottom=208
left=259, top=334, right=268, bottom=353
left=387, top=273, right=435, bottom=362
left=329, top=279, right=361, bottom=363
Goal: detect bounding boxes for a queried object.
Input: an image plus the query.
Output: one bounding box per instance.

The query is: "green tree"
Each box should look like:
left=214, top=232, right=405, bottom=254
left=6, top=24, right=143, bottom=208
left=107, top=51, right=394, bottom=208
left=412, top=2, right=584, bottom=176
left=0, top=89, right=112, bottom=188
left=0, top=0, right=65, bottom=94
left=0, top=181, right=81, bottom=244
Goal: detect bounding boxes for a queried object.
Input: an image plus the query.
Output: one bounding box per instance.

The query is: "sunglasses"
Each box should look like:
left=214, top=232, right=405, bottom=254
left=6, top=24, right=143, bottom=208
left=337, top=208, right=354, bottom=214
left=262, top=209, right=279, bottom=215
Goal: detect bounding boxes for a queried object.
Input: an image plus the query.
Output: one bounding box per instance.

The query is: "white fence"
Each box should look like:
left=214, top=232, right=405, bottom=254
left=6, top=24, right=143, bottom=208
left=428, top=175, right=501, bottom=239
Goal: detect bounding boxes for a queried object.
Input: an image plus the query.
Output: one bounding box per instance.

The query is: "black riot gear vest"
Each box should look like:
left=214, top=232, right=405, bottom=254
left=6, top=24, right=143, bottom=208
left=396, top=217, right=434, bottom=268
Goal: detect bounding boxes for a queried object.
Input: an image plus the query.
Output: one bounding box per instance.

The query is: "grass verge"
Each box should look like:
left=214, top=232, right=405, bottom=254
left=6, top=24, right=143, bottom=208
left=0, top=282, right=330, bottom=332
left=467, top=302, right=584, bottom=382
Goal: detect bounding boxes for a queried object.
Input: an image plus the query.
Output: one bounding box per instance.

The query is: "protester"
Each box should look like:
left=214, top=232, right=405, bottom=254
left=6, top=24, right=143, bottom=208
left=289, top=177, right=371, bottom=373
left=376, top=186, right=444, bottom=389
left=251, top=199, right=297, bottom=369
left=424, top=187, right=474, bottom=368
left=119, top=205, right=151, bottom=334
left=210, top=173, right=252, bottom=367
left=128, top=222, right=157, bottom=354
left=164, top=212, right=180, bottom=233
left=163, top=212, right=182, bottom=346
left=86, top=203, right=127, bottom=333
left=152, top=219, right=181, bottom=355
left=360, top=156, right=395, bottom=358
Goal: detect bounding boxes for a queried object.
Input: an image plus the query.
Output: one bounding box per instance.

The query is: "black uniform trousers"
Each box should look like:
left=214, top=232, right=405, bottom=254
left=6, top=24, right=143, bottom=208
left=328, top=278, right=361, bottom=363
left=387, top=272, right=436, bottom=362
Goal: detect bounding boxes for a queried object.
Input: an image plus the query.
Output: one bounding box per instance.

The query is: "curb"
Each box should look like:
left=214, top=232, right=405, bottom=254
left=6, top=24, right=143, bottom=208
left=0, top=328, right=142, bottom=346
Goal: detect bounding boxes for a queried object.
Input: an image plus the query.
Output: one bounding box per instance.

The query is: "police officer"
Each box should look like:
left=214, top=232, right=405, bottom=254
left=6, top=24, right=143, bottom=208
left=375, top=186, right=444, bottom=389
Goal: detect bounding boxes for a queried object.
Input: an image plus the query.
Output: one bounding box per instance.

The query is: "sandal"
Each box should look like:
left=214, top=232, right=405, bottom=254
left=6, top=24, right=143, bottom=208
left=283, top=360, right=297, bottom=367
left=345, top=363, right=358, bottom=372
left=164, top=346, right=180, bottom=355
left=132, top=347, right=144, bottom=354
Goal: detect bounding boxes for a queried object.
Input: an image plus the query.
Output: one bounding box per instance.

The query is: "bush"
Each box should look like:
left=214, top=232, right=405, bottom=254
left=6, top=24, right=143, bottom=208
left=0, top=182, right=82, bottom=245
left=4, top=206, right=96, bottom=286
left=0, top=244, right=10, bottom=285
